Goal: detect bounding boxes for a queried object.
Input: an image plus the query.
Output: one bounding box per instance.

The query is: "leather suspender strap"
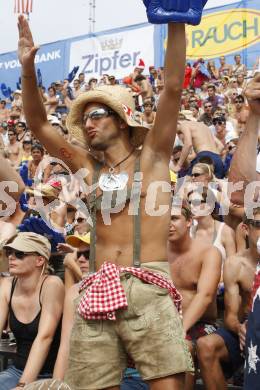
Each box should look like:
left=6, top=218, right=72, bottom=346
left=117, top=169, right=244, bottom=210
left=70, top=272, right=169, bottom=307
left=132, top=156, right=142, bottom=268
left=89, top=162, right=102, bottom=273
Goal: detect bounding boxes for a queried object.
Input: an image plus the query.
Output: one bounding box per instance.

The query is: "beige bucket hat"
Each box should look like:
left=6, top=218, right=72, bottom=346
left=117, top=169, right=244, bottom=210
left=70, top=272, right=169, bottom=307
left=4, top=232, right=51, bottom=260
left=66, top=85, right=149, bottom=148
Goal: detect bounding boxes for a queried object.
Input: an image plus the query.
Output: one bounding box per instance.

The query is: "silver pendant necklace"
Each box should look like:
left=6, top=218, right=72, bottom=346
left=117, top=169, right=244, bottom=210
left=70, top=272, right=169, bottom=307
left=98, top=149, right=134, bottom=191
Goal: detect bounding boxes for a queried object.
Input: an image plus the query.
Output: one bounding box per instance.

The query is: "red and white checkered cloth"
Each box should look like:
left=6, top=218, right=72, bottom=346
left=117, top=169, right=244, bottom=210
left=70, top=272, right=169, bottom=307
left=78, top=261, right=182, bottom=320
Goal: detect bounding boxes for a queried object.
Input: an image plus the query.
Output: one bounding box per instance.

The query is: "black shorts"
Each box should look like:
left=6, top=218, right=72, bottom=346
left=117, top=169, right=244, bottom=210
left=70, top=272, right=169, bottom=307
left=215, top=328, right=244, bottom=379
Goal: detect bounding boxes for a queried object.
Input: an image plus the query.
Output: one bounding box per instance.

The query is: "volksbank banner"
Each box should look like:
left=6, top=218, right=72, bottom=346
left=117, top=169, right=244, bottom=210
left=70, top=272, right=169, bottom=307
left=0, top=40, right=68, bottom=96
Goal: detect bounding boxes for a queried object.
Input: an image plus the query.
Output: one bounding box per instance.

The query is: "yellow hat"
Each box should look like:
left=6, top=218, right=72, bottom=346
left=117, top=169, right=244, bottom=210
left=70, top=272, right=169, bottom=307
left=170, top=170, right=177, bottom=183
left=26, top=181, right=61, bottom=199
left=66, top=232, right=90, bottom=247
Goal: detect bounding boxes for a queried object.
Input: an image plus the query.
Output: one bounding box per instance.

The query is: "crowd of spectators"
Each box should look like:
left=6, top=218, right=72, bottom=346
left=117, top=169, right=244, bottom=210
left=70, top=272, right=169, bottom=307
left=0, top=50, right=259, bottom=390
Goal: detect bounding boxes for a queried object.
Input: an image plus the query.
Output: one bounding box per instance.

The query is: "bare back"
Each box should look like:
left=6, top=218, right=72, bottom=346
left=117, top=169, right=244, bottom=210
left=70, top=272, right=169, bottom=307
left=184, top=120, right=219, bottom=154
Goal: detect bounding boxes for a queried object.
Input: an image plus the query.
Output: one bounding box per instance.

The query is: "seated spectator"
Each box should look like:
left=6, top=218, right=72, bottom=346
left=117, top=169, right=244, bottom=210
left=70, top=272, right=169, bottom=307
left=218, top=56, right=232, bottom=78
left=0, top=232, right=64, bottom=389
left=232, top=54, right=247, bottom=77
left=168, top=201, right=221, bottom=389
left=187, top=186, right=236, bottom=264
left=7, top=128, right=21, bottom=168
left=204, top=84, right=224, bottom=110
left=174, top=120, right=224, bottom=178
left=198, top=101, right=214, bottom=126
left=0, top=100, right=10, bottom=122
left=230, top=94, right=249, bottom=134
left=43, top=87, right=58, bottom=115
left=207, top=60, right=219, bottom=83
left=140, top=101, right=156, bottom=129
left=197, top=210, right=259, bottom=388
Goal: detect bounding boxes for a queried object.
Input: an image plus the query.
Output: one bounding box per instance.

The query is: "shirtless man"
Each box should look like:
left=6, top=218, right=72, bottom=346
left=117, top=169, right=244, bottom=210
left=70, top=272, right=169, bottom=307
left=231, top=94, right=249, bottom=134
left=18, top=7, right=194, bottom=389
left=227, top=73, right=260, bottom=389
left=196, top=209, right=260, bottom=389
left=7, top=129, right=21, bottom=167
left=140, top=100, right=156, bottom=129
left=134, top=74, right=154, bottom=102
left=168, top=203, right=222, bottom=390
left=218, top=56, right=233, bottom=78
left=173, top=120, right=224, bottom=178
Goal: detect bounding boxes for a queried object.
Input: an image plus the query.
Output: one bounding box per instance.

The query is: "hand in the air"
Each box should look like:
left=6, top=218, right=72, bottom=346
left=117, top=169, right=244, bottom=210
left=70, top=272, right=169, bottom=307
left=245, top=73, right=260, bottom=116
left=18, top=15, right=39, bottom=68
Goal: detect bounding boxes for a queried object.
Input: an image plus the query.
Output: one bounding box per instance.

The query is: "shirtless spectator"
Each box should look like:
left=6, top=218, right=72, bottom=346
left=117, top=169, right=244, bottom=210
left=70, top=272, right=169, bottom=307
left=168, top=202, right=221, bottom=390
left=11, top=90, right=23, bottom=111
left=173, top=120, right=224, bottom=178
left=72, top=79, right=82, bottom=99
left=231, top=95, right=249, bottom=134
left=27, top=143, right=44, bottom=182
left=236, top=74, right=247, bottom=93
left=0, top=122, right=9, bottom=146
left=232, top=54, right=247, bottom=77
left=7, top=129, right=21, bottom=167
left=15, top=121, right=28, bottom=143
left=198, top=101, right=214, bottom=126
left=0, top=100, right=10, bottom=122
left=43, top=86, right=58, bottom=115
left=140, top=101, right=156, bottom=129
left=197, top=210, right=260, bottom=389
left=134, top=74, right=153, bottom=102
left=218, top=56, right=233, bottom=78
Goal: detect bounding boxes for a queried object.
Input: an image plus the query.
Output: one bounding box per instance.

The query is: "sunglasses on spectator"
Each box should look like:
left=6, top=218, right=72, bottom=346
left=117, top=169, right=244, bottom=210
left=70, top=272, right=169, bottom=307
left=188, top=199, right=207, bottom=207
left=205, top=105, right=212, bottom=108
left=248, top=220, right=260, bottom=228
left=23, top=140, right=32, bottom=144
left=191, top=172, right=203, bottom=178
left=77, top=250, right=90, bottom=259
left=76, top=217, right=86, bottom=223
left=83, top=108, right=115, bottom=123
left=235, top=100, right=243, bottom=104
left=213, top=120, right=225, bottom=126
left=5, top=249, right=38, bottom=260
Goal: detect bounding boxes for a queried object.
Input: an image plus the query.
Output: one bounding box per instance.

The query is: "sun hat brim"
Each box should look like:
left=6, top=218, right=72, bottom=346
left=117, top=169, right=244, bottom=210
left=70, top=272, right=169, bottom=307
left=66, top=86, right=149, bottom=148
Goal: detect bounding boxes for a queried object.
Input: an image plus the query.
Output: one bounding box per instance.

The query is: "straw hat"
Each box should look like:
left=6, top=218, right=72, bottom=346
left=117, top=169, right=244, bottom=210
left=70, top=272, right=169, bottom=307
left=66, top=85, right=149, bottom=148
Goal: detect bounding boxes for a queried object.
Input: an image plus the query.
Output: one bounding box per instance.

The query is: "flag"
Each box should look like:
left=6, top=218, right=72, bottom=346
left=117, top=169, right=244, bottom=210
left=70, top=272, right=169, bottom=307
left=14, top=0, right=33, bottom=14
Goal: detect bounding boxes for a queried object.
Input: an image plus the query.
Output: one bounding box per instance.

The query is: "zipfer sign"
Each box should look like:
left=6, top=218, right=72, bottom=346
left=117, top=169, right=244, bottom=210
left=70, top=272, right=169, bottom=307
left=186, top=8, right=260, bottom=59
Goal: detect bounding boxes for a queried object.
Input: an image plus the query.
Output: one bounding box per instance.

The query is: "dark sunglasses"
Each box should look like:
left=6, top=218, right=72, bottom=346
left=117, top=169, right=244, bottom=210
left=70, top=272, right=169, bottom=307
left=191, top=172, right=203, bottom=178
left=83, top=108, right=115, bottom=123
left=5, top=248, right=38, bottom=260
left=23, top=140, right=32, bottom=144
left=213, top=120, right=225, bottom=126
left=205, top=105, right=212, bottom=108
left=248, top=220, right=260, bottom=228
left=188, top=199, right=207, bottom=207
left=77, top=250, right=90, bottom=259
left=235, top=100, right=243, bottom=104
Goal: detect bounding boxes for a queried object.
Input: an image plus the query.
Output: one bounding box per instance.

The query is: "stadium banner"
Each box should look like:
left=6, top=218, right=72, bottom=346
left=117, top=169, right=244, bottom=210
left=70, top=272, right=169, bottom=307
left=158, top=0, right=260, bottom=68
left=0, top=40, right=68, bottom=97
left=69, top=24, right=155, bottom=79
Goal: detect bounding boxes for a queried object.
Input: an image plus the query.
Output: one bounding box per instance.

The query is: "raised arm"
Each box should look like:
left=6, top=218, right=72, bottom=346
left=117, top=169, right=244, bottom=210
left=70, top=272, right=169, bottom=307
left=228, top=74, right=260, bottom=205
left=18, top=16, right=85, bottom=172
left=0, top=153, right=25, bottom=202
left=144, top=23, right=186, bottom=159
